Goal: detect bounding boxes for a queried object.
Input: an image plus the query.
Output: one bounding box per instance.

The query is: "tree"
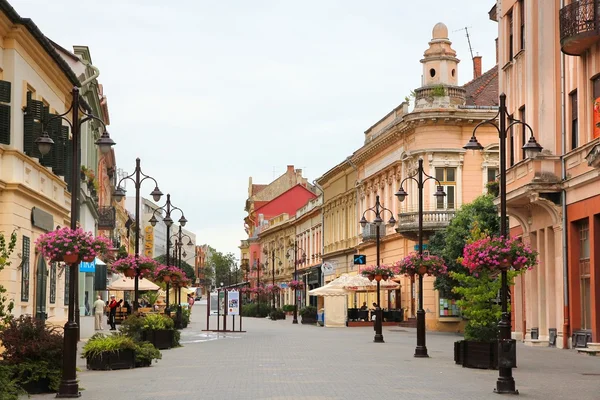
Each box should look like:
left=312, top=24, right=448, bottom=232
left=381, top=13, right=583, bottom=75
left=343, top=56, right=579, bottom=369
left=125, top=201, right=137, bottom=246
left=429, top=194, right=500, bottom=299
left=208, top=251, right=237, bottom=287
left=154, top=254, right=196, bottom=284
left=0, top=231, right=17, bottom=326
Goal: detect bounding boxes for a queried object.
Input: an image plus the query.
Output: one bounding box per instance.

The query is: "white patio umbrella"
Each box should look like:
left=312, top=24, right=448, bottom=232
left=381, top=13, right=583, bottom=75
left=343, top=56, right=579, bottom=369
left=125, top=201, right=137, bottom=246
left=107, top=276, right=160, bottom=291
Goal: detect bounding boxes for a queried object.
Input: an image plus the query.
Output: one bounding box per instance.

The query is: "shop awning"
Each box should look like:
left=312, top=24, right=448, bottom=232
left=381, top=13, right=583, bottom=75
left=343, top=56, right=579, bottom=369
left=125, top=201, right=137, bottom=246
left=107, top=276, right=160, bottom=291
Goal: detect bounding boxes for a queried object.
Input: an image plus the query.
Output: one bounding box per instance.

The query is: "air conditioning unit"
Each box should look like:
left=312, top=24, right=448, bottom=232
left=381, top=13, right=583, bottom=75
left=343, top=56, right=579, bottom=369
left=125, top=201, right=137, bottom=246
left=362, top=223, right=386, bottom=241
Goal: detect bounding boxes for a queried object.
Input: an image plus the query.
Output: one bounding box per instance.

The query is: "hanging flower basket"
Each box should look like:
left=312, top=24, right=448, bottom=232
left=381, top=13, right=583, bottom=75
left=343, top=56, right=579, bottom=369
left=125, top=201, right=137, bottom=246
left=287, top=280, right=304, bottom=291
left=461, top=235, right=538, bottom=277
left=394, top=253, right=448, bottom=277
left=360, top=265, right=395, bottom=280
left=110, top=255, right=159, bottom=279
left=264, top=284, right=281, bottom=294
left=154, top=265, right=185, bottom=284
left=35, top=227, right=98, bottom=263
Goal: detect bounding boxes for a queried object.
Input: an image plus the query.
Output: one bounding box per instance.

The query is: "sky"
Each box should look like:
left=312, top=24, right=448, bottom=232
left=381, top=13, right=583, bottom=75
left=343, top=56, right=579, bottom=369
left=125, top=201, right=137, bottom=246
left=15, top=0, right=499, bottom=259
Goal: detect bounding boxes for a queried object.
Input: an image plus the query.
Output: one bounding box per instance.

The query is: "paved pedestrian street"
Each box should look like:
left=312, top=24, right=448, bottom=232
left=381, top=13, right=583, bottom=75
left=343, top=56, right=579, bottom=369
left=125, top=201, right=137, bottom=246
left=35, top=303, right=600, bottom=400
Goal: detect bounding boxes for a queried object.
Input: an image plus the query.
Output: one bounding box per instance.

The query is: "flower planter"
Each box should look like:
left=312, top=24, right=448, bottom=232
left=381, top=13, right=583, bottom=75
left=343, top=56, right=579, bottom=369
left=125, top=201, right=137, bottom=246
left=83, top=255, right=95, bottom=262
left=418, top=266, right=427, bottom=275
left=301, top=317, right=317, bottom=324
left=374, top=274, right=382, bottom=282
left=64, top=253, right=79, bottom=264
left=21, top=378, right=52, bottom=394
left=142, top=329, right=174, bottom=350
left=368, top=274, right=374, bottom=281
left=124, top=269, right=135, bottom=278
left=453, top=340, right=498, bottom=370
left=382, top=274, right=389, bottom=281
left=86, top=349, right=136, bottom=370
left=163, top=275, right=171, bottom=282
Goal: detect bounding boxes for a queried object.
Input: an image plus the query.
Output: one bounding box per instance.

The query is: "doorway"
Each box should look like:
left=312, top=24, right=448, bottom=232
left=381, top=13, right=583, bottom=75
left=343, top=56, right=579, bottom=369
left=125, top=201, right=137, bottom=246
left=35, top=257, right=48, bottom=320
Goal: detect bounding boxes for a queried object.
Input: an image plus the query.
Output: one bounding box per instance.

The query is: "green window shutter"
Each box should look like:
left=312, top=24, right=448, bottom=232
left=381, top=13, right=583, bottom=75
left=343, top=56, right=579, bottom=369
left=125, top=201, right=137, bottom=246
left=0, top=104, right=10, bottom=145
left=53, top=126, right=68, bottom=177
left=0, top=80, right=11, bottom=103
left=0, top=80, right=11, bottom=145
left=23, top=96, right=44, bottom=159
left=64, top=133, right=73, bottom=192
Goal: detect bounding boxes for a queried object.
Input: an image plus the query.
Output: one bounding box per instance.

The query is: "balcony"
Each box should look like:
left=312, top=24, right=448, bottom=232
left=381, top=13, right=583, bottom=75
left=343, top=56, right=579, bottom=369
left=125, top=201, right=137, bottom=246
left=98, top=206, right=116, bottom=229
left=361, top=223, right=386, bottom=242
left=560, top=0, right=600, bottom=56
left=395, top=210, right=455, bottom=241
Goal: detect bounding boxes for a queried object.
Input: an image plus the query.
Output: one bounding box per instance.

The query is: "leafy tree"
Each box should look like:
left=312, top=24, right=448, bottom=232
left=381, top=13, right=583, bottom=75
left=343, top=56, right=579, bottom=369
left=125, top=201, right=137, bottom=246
left=209, top=251, right=237, bottom=287
left=154, top=254, right=196, bottom=284
left=429, top=194, right=500, bottom=298
left=0, top=231, right=17, bottom=326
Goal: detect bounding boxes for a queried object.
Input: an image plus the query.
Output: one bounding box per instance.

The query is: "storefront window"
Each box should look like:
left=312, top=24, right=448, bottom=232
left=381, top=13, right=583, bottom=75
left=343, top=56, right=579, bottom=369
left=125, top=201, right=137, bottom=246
left=439, top=298, right=460, bottom=317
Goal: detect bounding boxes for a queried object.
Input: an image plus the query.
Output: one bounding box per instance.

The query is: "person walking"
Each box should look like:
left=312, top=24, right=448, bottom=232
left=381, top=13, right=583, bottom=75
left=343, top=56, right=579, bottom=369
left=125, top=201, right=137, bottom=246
left=187, top=293, right=195, bottom=314
left=108, top=295, right=122, bottom=330
left=93, top=295, right=106, bottom=330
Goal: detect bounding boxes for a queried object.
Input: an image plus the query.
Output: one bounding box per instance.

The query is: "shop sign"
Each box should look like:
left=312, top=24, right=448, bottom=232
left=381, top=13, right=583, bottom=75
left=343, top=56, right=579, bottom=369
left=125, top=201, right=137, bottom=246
left=80, top=258, right=95, bottom=273
left=31, top=207, right=54, bottom=232
left=144, top=226, right=154, bottom=257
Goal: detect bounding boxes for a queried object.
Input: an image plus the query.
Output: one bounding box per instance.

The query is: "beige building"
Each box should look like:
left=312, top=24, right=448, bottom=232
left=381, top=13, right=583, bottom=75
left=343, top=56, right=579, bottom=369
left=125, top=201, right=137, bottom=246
left=0, top=3, right=82, bottom=323
left=492, top=0, right=600, bottom=349
left=317, top=23, right=500, bottom=331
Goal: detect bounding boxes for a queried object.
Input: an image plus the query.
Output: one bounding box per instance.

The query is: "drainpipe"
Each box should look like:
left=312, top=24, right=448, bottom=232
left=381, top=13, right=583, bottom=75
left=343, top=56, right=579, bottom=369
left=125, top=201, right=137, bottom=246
left=312, top=179, right=325, bottom=263
left=80, top=61, right=100, bottom=88
left=560, top=0, right=570, bottom=349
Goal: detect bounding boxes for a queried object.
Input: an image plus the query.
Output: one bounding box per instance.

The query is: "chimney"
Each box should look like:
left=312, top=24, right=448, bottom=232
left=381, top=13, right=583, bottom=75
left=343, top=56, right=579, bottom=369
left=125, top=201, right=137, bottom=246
left=287, top=165, right=294, bottom=173
left=473, top=55, right=482, bottom=79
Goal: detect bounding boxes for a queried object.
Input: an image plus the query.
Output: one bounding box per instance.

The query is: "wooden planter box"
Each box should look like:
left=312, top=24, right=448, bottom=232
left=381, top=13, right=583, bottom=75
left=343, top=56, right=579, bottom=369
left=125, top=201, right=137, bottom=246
left=454, top=340, right=498, bottom=370
left=142, top=329, right=174, bottom=350
left=22, top=378, right=52, bottom=394
left=87, top=349, right=136, bottom=371
left=301, top=317, right=317, bottom=324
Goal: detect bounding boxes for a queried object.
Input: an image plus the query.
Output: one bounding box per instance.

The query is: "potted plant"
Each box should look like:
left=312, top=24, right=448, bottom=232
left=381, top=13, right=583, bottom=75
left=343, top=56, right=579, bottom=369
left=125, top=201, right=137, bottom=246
left=299, top=305, right=317, bottom=324
left=134, top=342, right=162, bottom=368
left=35, top=227, right=96, bottom=263
left=287, top=280, right=304, bottom=291
left=0, top=315, right=63, bottom=394
left=282, top=304, right=295, bottom=315
left=360, top=264, right=395, bottom=281
left=453, top=229, right=537, bottom=370
left=394, top=253, right=448, bottom=277
left=154, top=264, right=185, bottom=283
left=82, top=333, right=137, bottom=370
left=140, top=314, right=177, bottom=350
left=110, top=255, right=159, bottom=278
left=269, top=308, right=286, bottom=320
left=80, top=235, right=113, bottom=262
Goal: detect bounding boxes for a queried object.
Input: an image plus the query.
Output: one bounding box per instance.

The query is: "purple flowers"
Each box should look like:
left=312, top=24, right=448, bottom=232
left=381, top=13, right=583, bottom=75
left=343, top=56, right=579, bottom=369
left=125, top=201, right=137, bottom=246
left=461, top=236, right=537, bottom=276
left=111, top=255, right=160, bottom=278
left=360, top=264, right=396, bottom=278
left=393, top=253, right=447, bottom=277
left=287, top=280, right=304, bottom=290
left=35, top=227, right=112, bottom=263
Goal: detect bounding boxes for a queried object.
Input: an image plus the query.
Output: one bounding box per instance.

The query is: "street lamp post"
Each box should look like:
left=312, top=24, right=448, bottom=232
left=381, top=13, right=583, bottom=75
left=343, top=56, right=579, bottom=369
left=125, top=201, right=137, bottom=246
left=268, top=250, right=283, bottom=310
left=463, top=93, right=541, bottom=394
left=149, top=194, right=187, bottom=310
left=359, top=195, right=396, bottom=343
left=112, top=159, right=164, bottom=312
left=37, top=86, right=116, bottom=398
left=287, top=241, right=306, bottom=324
left=395, top=158, right=446, bottom=358
left=170, top=225, right=193, bottom=312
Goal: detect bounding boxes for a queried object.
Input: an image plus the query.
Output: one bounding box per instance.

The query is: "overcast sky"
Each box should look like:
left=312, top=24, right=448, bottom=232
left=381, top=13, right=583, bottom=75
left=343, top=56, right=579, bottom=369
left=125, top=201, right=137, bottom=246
left=16, top=0, right=498, bottom=259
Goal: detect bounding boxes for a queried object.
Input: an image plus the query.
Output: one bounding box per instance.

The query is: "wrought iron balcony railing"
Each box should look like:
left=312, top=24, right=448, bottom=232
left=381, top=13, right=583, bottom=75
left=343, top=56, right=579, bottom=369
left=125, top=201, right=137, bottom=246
left=560, top=0, right=600, bottom=56
left=98, top=206, right=116, bottom=229
left=396, top=210, right=456, bottom=240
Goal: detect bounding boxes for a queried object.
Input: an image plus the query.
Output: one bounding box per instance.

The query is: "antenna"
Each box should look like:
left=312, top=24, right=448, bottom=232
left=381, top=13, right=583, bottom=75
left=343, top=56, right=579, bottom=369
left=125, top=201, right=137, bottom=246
left=454, top=26, right=475, bottom=62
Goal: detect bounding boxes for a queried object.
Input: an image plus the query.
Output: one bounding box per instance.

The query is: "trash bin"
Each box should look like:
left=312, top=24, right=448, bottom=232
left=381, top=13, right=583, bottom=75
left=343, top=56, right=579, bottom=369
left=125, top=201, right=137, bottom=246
left=317, top=309, right=325, bottom=326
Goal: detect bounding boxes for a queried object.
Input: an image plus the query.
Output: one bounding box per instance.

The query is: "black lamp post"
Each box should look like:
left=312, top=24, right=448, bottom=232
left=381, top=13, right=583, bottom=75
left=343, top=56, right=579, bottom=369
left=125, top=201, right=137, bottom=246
left=395, top=158, right=446, bottom=358
left=359, top=195, right=396, bottom=343
left=170, top=225, right=194, bottom=311
left=286, top=241, right=306, bottom=324
left=112, top=159, right=164, bottom=312
left=37, top=86, right=115, bottom=398
left=266, top=249, right=283, bottom=310
left=149, top=194, right=187, bottom=310
left=463, top=93, right=541, bottom=394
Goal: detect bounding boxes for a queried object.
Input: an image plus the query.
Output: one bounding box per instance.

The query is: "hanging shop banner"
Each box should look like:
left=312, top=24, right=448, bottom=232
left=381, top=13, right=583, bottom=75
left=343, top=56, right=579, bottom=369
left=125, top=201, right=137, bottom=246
left=210, top=292, right=219, bottom=315
left=228, top=291, right=240, bottom=315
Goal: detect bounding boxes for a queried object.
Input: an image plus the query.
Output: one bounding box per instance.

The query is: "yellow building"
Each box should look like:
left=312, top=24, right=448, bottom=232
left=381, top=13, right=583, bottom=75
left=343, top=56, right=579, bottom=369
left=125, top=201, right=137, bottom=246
left=318, top=23, right=500, bottom=331
left=0, top=3, right=83, bottom=322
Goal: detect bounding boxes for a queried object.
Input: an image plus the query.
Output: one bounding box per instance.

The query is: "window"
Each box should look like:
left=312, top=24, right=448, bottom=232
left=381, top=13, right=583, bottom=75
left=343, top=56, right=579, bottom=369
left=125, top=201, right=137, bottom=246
left=487, top=167, right=499, bottom=183
left=508, top=11, right=514, bottom=61
left=435, top=167, right=456, bottom=210
left=49, top=262, right=56, bottom=304
left=519, top=0, right=525, bottom=51
left=593, top=76, right=600, bottom=139
left=0, top=80, right=11, bottom=145
left=64, top=265, right=70, bottom=306
left=509, top=114, right=515, bottom=166
left=578, top=219, right=591, bottom=330
left=21, top=236, right=30, bottom=302
left=571, top=91, right=578, bottom=150
left=519, top=106, right=526, bottom=160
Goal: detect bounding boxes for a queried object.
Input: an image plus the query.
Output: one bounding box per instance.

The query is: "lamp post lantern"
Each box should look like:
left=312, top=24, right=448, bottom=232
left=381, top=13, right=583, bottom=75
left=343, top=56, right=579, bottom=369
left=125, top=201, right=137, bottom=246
left=113, top=159, right=164, bottom=312
left=37, top=86, right=115, bottom=398
left=150, top=194, right=187, bottom=311
left=463, top=93, right=541, bottom=394
left=395, top=158, right=446, bottom=358
left=287, top=241, right=306, bottom=324
left=360, top=195, right=396, bottom=343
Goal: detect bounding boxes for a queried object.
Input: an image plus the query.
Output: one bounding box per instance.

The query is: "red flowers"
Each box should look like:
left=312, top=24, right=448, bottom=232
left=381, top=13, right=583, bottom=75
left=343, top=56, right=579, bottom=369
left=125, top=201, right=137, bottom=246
left=461, top=236, right=537, bottom=276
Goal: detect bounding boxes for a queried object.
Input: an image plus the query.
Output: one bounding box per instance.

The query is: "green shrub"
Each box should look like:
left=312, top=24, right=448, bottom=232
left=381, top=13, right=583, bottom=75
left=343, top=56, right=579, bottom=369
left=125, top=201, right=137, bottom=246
left=81, top=333, right=137, bottom=359
left=135, top=342, right=162, bottom=367
left=143, top=313, right=175, bottom=330
left=172, top=329, right=181, bottom=348
left=299, top=306, right=317, bottom=319
left=120, top=313, right=145, bottom=342
left=0, top=364, right=25, bottom=400
left=269, top=309, right=286, bottom=320
left=241, top=303, right=270, bottom=318
left=282, top=304, right=295, bottom=312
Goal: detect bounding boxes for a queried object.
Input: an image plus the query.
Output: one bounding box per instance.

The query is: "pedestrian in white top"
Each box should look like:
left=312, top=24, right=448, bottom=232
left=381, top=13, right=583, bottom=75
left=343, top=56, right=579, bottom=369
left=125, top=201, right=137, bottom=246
left=93, top=295, right=106, bottom=330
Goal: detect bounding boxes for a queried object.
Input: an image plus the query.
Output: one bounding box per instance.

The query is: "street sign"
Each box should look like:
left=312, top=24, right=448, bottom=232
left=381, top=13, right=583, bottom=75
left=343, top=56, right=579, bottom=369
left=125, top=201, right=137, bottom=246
left=354, top=254, right=366, bottom=265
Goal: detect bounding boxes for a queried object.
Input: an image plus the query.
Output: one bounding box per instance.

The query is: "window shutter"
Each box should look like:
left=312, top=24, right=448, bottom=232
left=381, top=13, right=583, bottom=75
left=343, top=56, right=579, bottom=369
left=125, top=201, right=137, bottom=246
left=53, top=126, right=68, bottom=177
left=0, top=80, right=11, bottom=145
left=47, top=114, right=62, bottom=172
left=23, top=96, right=44, bottom=159
left=64, top=133, right=73, bottom=192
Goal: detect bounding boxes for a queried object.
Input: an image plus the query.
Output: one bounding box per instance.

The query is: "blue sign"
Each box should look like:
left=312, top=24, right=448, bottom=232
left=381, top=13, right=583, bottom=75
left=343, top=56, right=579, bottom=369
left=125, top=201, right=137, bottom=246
left=79, top=259, right=96, bottom=273
left=354, top=255, right=366, bottom=265
left=413, top=244, right=429, bottom=251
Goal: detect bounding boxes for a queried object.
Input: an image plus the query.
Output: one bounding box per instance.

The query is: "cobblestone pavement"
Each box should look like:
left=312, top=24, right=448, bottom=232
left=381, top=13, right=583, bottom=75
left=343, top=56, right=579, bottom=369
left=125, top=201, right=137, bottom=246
left=34, top=303, right=600, bottom=400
